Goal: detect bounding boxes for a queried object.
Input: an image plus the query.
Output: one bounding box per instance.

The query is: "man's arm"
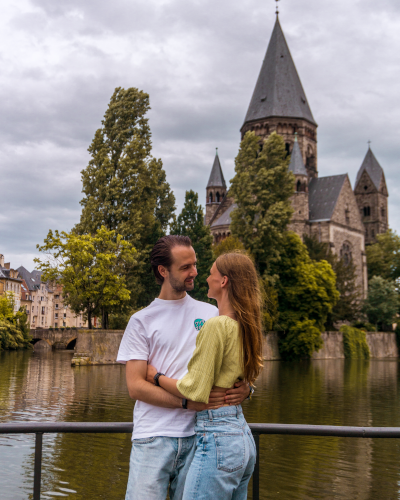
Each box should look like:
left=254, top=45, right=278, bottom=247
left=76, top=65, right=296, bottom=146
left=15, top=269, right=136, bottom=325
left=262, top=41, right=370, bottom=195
left=126, top=360, right=183, bottom=409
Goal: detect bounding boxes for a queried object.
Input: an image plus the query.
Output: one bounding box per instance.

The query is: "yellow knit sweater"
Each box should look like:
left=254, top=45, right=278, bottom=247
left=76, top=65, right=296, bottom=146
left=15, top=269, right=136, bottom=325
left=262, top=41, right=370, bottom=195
left=176, top=315, right=244, bottom=403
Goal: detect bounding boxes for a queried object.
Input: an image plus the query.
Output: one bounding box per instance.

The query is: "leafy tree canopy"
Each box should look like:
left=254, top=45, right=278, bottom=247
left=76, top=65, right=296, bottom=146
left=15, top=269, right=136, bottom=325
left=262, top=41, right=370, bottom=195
left=213, top=235, right=247, bottom=259
left=272, top=232, right=339, bottom=359
left=170, top=190, right=214, bottom=302
left=0, top=293, right=31, bottom=350
left=366, top=229, right=400, bottom=283
left=362, top=276, right=398, bottom=330
left=35, top=227, right=137, bottom=329
left=230, top=131, right=294, bottom=276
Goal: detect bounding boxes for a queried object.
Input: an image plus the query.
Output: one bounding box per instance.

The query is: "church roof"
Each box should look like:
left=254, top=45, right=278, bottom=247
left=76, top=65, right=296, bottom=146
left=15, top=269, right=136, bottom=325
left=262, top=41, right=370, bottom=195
left=355, top=147, right=384, bottom=190
left=243, top=17, right=316, bottom=127
left=207, top=153, right=226, bottom=189
left=309, top=175, right=346, bottom=221
left=288, top=136, right=307, bottom=176
left=17, top=266, right=41, bottom=291
left=211, top=203, right=237, bottom=228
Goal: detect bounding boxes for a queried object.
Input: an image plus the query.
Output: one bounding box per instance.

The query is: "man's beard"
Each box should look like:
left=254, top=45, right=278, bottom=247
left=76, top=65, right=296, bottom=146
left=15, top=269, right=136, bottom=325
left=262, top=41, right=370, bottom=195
left=169, top=274, right=195, bottom=293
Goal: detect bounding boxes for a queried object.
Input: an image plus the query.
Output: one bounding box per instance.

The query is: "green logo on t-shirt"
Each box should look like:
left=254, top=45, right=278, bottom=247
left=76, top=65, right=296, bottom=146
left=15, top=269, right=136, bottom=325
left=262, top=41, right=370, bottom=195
left=194, top=319, right=205, bottom=331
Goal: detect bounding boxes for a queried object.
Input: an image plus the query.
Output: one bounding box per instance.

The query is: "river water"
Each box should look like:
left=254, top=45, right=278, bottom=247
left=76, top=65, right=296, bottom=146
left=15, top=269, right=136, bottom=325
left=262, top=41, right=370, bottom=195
left=1, top=350, right=400, bottom=499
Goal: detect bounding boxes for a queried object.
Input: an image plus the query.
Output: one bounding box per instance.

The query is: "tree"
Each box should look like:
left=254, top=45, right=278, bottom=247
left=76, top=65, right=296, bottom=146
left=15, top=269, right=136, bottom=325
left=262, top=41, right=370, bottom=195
left=75, top=87, right=175, bottom=307
left=35, top=227, right=137, bottom=329
left=213, top=235, right=247, bottom=258
left=0, top=293, right=31, bottom=350
left=230, top=131, right=294, bottom=276
left=366, top=229, right=400, bottom=282
left=303, top=235, right=361, bottom=326
left=362, top=276, right=398, bottom=331
left=170, top=190, right=214, bottom=302
left=271, top=232, right=339, bottom=360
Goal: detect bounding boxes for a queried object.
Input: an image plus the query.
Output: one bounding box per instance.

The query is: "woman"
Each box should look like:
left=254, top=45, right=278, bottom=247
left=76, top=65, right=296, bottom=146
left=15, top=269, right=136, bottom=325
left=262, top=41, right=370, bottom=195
left=146, top=252, right=264, bottom=499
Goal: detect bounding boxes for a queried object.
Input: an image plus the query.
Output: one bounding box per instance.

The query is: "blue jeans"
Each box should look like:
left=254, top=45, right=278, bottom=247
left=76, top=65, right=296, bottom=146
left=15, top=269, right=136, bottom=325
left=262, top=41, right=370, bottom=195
left=182, top=406, right=256, bottom=500
left=125, top=435, right=195, bottom=500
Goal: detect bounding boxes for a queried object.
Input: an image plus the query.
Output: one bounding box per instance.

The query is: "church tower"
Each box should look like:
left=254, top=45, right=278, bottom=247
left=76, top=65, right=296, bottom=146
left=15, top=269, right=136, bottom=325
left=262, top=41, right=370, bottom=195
left=205, top=150, right=227, bottom=225
left=354, top=146, right=388, bottom=245
left=241, top=15, right=318, bottom=178
left=288, top=134, right=309, bottom=236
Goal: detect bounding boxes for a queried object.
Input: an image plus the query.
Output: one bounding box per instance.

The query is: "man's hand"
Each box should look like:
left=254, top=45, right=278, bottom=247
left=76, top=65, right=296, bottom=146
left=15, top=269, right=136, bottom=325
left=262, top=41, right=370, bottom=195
left=225, top=380, right=251, bottom=405
left=187, top=389, right=226, bottom=412
left=146, top=364, right=157, bottom=384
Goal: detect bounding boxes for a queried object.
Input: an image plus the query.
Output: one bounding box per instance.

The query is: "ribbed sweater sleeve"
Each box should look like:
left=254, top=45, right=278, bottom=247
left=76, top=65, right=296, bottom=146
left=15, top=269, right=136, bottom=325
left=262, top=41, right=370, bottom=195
left=176, top=317, right=225, bottom=403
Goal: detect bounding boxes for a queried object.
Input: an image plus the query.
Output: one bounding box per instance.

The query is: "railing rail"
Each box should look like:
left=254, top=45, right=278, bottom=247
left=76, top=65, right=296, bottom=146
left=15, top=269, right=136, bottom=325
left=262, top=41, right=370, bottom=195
left=2, top=422, right=400, bottom=500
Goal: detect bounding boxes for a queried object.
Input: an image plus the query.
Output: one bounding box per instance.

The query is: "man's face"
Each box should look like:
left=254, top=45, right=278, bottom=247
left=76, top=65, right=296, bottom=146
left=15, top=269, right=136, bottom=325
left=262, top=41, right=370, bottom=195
left=165, top=245, right=198, bottom=292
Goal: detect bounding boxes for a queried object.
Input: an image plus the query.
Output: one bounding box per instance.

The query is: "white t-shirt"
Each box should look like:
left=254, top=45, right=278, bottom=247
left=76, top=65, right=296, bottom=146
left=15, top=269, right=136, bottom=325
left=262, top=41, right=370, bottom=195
left=117, top=294, right=218, bottom=439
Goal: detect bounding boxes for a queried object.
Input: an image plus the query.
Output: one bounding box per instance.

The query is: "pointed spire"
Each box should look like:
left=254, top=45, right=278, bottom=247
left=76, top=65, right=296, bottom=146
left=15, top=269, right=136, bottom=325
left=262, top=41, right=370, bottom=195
left=243, top=17, right=316, bottom=126
left=355, top=147, right=384, bottom=190
left=207, top=151, right=226, bottom=189
left=289, top=134, right=307, bottom=176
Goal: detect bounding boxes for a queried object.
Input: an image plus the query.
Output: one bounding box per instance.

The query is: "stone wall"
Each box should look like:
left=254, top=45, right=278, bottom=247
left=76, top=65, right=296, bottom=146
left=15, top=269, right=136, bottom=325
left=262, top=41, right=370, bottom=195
left=71, top=330, right=124, bottom=366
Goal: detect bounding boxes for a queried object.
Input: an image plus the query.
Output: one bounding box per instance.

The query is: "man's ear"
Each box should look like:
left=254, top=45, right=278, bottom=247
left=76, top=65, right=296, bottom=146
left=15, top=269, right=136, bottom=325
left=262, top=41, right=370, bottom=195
left=158, top=265, right=168, bottom=279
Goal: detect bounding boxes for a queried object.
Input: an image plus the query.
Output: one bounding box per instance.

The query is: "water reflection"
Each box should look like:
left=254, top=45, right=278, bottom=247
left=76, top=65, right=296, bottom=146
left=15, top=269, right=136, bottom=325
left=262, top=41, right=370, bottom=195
left=1, top=352, right=400, bottom=499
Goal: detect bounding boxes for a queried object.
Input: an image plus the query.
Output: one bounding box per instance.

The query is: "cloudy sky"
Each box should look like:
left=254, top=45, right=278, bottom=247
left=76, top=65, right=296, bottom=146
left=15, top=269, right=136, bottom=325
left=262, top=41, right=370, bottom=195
left=1, top=0, right=399, bottom=270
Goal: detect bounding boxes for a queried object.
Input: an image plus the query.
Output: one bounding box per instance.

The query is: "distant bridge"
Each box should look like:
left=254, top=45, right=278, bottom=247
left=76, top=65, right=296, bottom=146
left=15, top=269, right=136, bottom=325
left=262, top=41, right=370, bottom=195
left=30, top=328, right=79, bottom=350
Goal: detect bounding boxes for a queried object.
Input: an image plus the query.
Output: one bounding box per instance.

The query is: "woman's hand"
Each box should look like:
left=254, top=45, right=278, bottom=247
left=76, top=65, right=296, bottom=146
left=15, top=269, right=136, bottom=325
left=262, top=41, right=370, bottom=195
left=146, top=364, right=158, bottom=384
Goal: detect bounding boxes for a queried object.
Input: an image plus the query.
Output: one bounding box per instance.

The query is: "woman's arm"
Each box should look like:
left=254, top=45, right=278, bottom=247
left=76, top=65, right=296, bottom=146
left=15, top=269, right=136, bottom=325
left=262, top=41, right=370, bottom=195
left=146, top=364, right=183, bottom=398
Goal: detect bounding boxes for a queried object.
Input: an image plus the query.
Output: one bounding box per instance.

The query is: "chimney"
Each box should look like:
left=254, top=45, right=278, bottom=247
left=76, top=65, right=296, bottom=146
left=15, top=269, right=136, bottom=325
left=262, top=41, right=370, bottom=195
left=4, top=263, right=10, bottom=270
left=0, top=254, right=4, bottom=267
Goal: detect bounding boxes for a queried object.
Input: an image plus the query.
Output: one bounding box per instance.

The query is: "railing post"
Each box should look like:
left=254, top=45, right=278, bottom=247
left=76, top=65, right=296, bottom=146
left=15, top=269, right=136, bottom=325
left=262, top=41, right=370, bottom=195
left=253, top=433, right=260, bottom=500
left=33, top=432, right=43, bottom=500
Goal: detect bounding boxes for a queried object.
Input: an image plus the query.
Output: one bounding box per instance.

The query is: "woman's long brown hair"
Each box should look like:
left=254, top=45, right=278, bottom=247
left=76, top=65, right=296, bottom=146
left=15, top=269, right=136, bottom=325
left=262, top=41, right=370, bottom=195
left=215, top=252, right=263, bottom=386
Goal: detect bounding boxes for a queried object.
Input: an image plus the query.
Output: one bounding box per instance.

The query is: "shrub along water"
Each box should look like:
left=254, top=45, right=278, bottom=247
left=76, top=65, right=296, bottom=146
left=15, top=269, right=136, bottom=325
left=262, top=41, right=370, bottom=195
left=341, top=325, right=370, bottom=359
left=0, top=294, right=32, bottom=350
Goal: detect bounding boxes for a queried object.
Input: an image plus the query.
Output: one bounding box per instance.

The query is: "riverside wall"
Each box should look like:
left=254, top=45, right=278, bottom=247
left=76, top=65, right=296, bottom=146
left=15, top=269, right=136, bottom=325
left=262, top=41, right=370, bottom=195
left=71, top=329, right=398, bottom=366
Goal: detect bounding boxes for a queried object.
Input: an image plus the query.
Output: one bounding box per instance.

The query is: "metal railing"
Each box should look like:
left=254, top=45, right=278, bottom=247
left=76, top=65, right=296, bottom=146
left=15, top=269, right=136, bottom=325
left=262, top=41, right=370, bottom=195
left=2, top=422, right=400, bottom=500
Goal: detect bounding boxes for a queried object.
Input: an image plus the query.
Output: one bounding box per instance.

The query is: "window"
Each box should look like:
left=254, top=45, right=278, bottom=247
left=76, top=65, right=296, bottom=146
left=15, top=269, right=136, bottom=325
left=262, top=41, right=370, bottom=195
left=63, top=321, right=66, bottom=327
left=63, top=313, right=67, bottom=318
left=41, top=296, right=44, bottom=301
left=216, top=192, right=220, bottom=203
left=55, top=313, right=58, bottom=319
left=41, top=307, right=45, bottom=315
left=209, top=193, right=213, bottom=203
left=55, top=304, right=59, bottom=309
left=364, top=185, right=368, bottom=191
left=363, top=206, right=371, bottom=217
left=345, top=209, right=350, bottom=225
left=340, top=242, right=352, bottom=266
left=55, top=322, right=58, bottom=328
left=296, top=180, right=301, bottom=192
left=32, top=306, right=34, bottom=312
left=381, top=207, right=385, bottom=218
left=55, top=295, right=59, bottom=299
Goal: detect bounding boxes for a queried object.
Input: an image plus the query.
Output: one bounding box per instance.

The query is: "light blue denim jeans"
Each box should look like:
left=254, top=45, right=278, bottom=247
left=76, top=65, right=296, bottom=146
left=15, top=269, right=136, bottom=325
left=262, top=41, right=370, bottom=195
left=125, top=435, right=195, bottom=500
left=182, top=405, right=256, bottom=500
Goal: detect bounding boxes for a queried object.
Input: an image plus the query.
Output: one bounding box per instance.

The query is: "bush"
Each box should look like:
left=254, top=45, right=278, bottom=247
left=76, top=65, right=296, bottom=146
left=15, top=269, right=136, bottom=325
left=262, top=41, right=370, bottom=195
left=351, top=321, right=376, bottom=332
left=341, top=325, right=370, bottom=359
left=278, top=319, right=323, bottom=361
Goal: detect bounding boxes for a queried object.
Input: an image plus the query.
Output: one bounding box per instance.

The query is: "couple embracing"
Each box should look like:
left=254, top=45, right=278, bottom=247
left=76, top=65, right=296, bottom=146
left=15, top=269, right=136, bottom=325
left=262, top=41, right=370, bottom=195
left=117, top=235, right=264, bottom=500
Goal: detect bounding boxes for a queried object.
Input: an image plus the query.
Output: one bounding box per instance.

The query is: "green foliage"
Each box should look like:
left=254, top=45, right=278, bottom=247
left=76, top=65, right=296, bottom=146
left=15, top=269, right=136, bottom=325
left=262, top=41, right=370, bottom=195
left=304, top=234, right=361, bottom=326
left=213, top=235, right=247, bottom=258
left=351, top=320, right=376, bottom=332
left=340, top=325, right=370, bottom=359
left=0, top=294, right=32, bottom=350
left=35, top=226, right=137, bottom=329
left=170, top=190, right=214, bottom=302
left=366, top=229, right=400, bottom=282
left=230, top=131, right=294, bottom=276
left=259, top=277, right=279, bottom=333
left=272, top=233, right=339, bottom=360
left=278, top=319, right=323, bottom=361
left=75, top=87, right=176, bottom=308
left=362, top=276, right=398, bottom=330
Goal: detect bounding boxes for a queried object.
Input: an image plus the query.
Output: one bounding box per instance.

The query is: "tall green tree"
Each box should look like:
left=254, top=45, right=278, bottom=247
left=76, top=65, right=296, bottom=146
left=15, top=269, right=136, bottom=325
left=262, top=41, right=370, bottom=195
left=76, top=87, right=175, bottom=307
left=303, top=235, right=361, bottom=326
left=170, top=190, right=214, bottom=302
left=0, top=293, right=31, bottom=350
left=272, top=232, right=339, bottom=360
left=362, top=276, right=398, bottom=331
left=366, top=229, right=400, bottom=282
left=230, top=131, right=294, bottom=276
left=35, top=227, right=137, bottom=329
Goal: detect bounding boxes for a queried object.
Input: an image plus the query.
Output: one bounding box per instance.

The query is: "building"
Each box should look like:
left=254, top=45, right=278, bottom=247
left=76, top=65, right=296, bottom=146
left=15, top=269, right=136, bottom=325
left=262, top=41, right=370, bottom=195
left=52, top=284, right=86, bottom=328
left=205, top=15, right=389, bottom=298
left=0, top=254, right=22, bottom=311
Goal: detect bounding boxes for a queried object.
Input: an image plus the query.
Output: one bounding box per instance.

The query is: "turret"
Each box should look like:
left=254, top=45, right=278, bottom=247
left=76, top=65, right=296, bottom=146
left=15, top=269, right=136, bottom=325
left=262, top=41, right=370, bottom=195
left=205, top=150, right=227, bottom=225
left=288, top=134, right=309, bottom=236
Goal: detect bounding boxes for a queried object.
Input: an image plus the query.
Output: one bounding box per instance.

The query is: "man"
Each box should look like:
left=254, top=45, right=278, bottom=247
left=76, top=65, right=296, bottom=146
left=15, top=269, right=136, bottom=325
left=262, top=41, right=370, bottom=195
left=117, top=235, right=250, bottom=500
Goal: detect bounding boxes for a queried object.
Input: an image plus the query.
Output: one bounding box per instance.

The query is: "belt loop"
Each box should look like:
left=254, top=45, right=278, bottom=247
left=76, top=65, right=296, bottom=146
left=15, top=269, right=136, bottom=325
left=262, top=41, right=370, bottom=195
left=236, top=405, right=239, bottom=418
left=208, top=410, right=213, bottom=421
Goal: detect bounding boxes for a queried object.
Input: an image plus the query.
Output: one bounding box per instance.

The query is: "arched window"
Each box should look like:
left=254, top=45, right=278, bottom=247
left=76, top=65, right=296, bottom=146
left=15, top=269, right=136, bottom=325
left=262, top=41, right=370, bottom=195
left=296, top=180, right=301, bottom=192
left=209, top=192, right=213, bottom=203
left=340, top=242, right=352, bottom=266
left=381, top=207, right=385, bottom=218
left=363, top=206, right=371, bottom=217
left=216, top=192, right=220, bottom=203
left=285, top=143, right=291, bottom=155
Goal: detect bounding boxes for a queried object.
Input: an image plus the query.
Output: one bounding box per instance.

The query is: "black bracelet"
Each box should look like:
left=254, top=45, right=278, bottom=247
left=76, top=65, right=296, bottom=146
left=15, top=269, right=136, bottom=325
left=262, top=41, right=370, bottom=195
left=182, top=398, right=188, bottom=409
left=154, top=372, right=165, bottom=387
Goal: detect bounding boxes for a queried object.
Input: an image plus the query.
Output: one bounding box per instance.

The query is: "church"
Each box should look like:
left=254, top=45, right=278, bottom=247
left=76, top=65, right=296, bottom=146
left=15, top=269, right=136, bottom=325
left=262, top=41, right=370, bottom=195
left=203, top=15, right=389, bottom=298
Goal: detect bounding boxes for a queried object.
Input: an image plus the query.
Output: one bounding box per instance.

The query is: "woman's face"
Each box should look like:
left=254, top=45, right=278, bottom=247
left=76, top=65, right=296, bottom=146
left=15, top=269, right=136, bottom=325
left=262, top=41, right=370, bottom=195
left=206, top=262, right=225, bottom=300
